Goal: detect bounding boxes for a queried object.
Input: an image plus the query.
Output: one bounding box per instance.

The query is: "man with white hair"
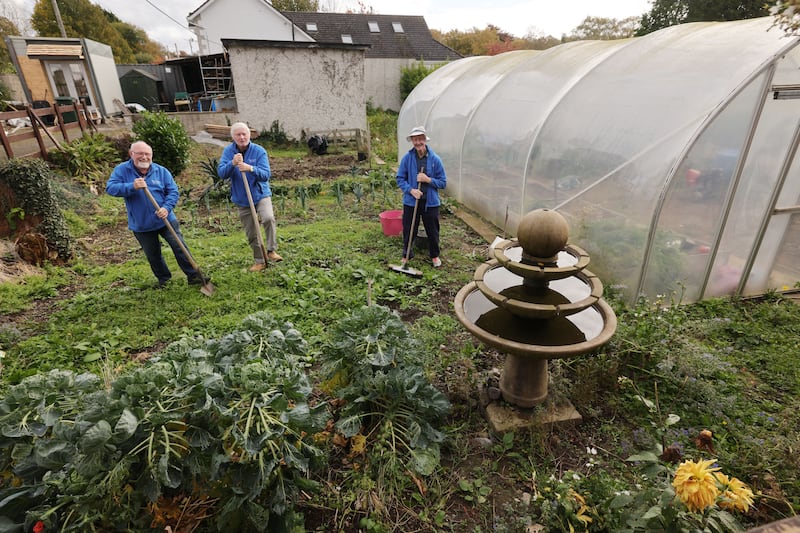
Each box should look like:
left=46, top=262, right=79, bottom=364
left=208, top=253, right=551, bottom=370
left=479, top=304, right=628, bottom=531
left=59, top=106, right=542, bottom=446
left=217, top=122, right=283, bottom=271
left=106, top=141, right=208, bottom=287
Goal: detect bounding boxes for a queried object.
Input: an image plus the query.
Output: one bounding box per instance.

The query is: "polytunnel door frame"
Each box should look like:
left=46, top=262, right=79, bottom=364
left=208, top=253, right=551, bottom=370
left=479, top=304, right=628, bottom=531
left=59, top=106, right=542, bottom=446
left=735, top=117, right=800, bottom=296
left=636, top=62, right=776, bottom=302
left=696, top=66, right=776, bottom=299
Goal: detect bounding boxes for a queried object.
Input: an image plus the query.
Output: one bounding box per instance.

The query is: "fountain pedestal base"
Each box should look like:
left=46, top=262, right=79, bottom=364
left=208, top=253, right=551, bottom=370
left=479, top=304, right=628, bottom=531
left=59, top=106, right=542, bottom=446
left=480, top=370, right=582, bottom=434
left=500, top=355, right=549, bottom=407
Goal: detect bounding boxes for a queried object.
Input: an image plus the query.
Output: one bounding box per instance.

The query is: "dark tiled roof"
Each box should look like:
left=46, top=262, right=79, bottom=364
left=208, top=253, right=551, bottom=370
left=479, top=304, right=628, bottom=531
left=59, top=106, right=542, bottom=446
left=282, top=12, right=462, bottom=61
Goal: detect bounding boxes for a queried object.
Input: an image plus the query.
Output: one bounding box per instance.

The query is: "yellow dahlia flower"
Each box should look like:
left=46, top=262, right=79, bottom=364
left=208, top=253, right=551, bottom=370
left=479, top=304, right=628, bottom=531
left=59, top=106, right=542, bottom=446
left=672, top=458, right=720, bottom=512
left=715, top=472, right=755, bottom=513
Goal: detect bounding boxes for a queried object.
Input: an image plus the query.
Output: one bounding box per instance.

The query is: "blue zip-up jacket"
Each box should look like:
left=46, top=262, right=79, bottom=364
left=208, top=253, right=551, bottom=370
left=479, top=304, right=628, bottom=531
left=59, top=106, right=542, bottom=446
left=396, top=146, right=447, bottom=208
left=217, top=141, right=272, bottom=207
left=106, top=159, right=179, bottom=232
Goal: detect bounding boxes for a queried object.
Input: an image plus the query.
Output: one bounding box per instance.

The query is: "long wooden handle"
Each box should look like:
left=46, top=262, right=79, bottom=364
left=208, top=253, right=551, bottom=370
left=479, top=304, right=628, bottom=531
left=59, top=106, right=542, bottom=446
left=142, top=187, right=200, bottom=272
left=242, top=171, right=269, bottom=263
left=404, top=196, right=420, bottom=261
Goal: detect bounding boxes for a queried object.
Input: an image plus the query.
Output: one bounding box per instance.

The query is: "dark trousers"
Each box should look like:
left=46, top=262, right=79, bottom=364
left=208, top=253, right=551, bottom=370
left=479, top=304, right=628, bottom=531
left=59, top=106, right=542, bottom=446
left=133, top=220, right=198, bottom=283
left=402, top=202, right=440, bottom=259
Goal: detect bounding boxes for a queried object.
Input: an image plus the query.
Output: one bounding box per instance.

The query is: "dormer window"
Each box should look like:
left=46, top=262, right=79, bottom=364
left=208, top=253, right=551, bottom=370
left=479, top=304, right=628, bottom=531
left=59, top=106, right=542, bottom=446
left=392, top=22, right=404, bottom=33
left=368, top=21, right=380, bottom=32
left=306, top=22, right=317, bottom=32
left=341, top=34, right=353, bottom=44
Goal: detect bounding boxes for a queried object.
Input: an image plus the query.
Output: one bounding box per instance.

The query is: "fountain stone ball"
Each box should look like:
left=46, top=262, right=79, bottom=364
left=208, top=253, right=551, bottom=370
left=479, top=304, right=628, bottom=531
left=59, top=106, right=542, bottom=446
left=518, top=209, right=569, bottom=260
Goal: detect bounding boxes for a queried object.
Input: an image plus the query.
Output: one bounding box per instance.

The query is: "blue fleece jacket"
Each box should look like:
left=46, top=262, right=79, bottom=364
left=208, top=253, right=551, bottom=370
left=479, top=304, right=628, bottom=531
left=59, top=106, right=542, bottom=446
left=396, top=146, right=447, bottom=208
left=106, top=159, right=179, bottom=232
left=217, top=141, right=272, bottom=207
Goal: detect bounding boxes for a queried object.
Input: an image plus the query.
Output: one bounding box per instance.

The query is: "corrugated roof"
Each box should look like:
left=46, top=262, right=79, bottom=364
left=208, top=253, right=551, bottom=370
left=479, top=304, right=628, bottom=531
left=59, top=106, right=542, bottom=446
left=282, top=12, right=461, bottom=61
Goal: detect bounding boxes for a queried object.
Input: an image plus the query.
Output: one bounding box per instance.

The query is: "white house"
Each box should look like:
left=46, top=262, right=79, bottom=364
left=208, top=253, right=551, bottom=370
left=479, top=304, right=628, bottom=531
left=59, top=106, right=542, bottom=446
left=187, top=0, right=313, bottom=55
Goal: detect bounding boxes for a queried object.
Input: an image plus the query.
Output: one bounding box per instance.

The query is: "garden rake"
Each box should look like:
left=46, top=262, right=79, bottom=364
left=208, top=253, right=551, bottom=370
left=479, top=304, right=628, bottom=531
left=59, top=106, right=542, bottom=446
left=388, top=196, right=424, bottom=278
left=243, top=171, right=270, bottom=268
left=142, top=188, right=215, bottom=296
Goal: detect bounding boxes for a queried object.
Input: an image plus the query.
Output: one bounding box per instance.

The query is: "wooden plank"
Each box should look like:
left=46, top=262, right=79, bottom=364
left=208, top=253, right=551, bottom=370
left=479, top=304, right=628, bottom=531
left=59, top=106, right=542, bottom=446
left=28, top=108, right=63, bottom=150
left=27, top=107, right=49, bottom=161
left=26, top=44, right=83, bottom=56
left=8, top=130, right=37, bottom=142
left=0, top=123, right=14, bottom=159
left=2, top=109, right=29, bottom=120
left=204, top=123, right=255, bottom=139
left=76, top=103, right=91, bottom=133
left=53, top=104, right=69, bottom=141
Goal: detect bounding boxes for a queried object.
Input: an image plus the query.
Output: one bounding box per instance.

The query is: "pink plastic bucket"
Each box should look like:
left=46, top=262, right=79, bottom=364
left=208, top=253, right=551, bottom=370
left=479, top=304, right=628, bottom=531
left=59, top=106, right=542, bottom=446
left=686, top=168, right=701, bottom=186
left=379, top=210, right=403, bottom=236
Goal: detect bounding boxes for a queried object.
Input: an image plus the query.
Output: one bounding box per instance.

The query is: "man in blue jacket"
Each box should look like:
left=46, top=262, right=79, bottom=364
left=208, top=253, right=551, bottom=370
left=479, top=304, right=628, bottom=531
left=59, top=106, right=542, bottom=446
left=396, top=126, right=447, bottom=268
left=217, top=122, right=282, bottom=272
left=106, top=141, right=206, bottom=287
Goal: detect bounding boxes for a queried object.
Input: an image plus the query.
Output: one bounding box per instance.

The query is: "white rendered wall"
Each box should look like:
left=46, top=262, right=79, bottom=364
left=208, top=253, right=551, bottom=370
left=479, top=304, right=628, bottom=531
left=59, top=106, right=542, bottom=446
left=190, top=0, right=312, bottom=55
left=227, top=44, right=366, bottom=140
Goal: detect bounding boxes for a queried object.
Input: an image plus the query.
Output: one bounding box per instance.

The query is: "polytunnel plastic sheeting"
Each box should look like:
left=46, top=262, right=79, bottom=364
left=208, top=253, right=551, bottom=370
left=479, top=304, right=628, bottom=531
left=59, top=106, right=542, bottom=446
left=639, top=73, right=767, bottom=302
left=399, top=17, right=800, bottom=303
left=524, top=20, right=791, bottom=215
left=557, top=119, right=702, bottom=298
left=423, top=50, right=536, bottom=201
left=397, top=56, right=488, bottom=143
left=460, top=40, right=627, bottom=227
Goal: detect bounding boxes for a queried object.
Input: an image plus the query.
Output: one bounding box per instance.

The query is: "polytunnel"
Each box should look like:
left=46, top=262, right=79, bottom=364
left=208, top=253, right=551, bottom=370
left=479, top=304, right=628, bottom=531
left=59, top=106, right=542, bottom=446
left=398, top=16, right=800, bottom=304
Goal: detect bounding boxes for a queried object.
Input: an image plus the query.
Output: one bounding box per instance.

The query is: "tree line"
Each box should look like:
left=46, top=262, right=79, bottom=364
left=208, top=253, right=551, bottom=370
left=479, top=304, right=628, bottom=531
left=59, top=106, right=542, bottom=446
left=435, top=0, right=773, bottom=57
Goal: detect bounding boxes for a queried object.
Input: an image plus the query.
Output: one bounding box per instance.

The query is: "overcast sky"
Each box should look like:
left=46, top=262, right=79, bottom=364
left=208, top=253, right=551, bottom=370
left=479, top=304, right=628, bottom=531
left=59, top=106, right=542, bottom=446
left=9, top=0, right=653, bottom=53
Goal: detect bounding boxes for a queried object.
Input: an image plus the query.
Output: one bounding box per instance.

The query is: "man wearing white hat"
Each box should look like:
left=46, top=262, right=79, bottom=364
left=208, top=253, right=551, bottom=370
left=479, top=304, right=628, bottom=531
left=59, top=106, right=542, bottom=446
left=396, top=125, right=447, bottom=268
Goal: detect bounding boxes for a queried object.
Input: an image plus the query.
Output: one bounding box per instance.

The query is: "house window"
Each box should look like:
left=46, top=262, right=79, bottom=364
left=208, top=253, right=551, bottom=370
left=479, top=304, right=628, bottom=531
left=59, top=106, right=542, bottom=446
left=368, top=21, right=380, bottom=32
left=69, top=64, right=89, bottom=100
left=51, top=68, right=69, bottom=97
left=306, top=22, right=317, bottom=32
left=392, top=22, right=404, bottom=33
left=341, top=34, right=353, bottom=44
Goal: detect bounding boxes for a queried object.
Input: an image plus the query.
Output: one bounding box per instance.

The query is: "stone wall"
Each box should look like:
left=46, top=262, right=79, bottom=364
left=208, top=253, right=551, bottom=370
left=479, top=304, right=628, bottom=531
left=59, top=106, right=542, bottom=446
left=162, top=110, right=241, bottom=136
left=0, top=73, right=25, bottom=102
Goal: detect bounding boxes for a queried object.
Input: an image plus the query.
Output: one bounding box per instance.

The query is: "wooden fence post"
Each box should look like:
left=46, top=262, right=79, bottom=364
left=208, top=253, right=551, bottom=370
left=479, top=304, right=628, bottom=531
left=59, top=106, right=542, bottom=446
left=0, top=125, right=13, bottom=159
left=26, top=106, right=49, bottom=161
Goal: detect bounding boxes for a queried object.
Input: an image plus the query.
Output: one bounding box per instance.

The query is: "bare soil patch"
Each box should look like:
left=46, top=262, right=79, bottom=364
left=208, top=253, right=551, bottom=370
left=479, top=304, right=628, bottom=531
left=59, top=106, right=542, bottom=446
left=270, top=153, right=362, bottom=182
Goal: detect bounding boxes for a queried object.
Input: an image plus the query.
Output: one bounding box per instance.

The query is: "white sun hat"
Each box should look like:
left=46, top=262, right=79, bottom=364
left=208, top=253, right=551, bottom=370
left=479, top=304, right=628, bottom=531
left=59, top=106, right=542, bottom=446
left=406, top=126, right=430, bottom=142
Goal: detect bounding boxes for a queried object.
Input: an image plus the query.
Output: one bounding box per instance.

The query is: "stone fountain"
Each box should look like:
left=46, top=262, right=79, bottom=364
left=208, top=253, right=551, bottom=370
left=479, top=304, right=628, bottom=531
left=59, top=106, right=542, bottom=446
left=454, top=209, right=617, bottom=431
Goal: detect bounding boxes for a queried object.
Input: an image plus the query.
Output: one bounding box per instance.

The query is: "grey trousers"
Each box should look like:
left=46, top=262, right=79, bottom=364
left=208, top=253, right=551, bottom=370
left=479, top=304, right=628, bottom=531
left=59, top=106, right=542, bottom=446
left=237, top=196, right=277, bottom=263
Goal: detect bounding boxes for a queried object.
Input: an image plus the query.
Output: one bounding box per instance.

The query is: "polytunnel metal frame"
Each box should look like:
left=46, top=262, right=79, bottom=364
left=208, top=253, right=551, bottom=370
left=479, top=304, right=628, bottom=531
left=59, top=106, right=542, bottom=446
left=544, top=32, right=800, bottom=303
left=398, top=18, right=800, bottom=299
left=742, top=119, right=800, bottom=291
left=638, top=34, right=800, bottom=301
left=643, top=61, right=777, bottom=299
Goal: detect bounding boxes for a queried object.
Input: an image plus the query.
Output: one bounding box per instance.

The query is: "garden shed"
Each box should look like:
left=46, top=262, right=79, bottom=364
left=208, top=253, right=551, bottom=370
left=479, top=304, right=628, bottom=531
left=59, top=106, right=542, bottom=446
left=399, top=17, right=800, bottom=304
left=119, top=68, right=164, bottom=111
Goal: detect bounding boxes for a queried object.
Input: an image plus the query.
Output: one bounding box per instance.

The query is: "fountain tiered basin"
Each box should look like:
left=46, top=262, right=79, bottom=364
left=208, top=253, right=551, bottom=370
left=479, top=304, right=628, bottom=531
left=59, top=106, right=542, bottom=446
left=454, top=209, right=617, bottom=409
